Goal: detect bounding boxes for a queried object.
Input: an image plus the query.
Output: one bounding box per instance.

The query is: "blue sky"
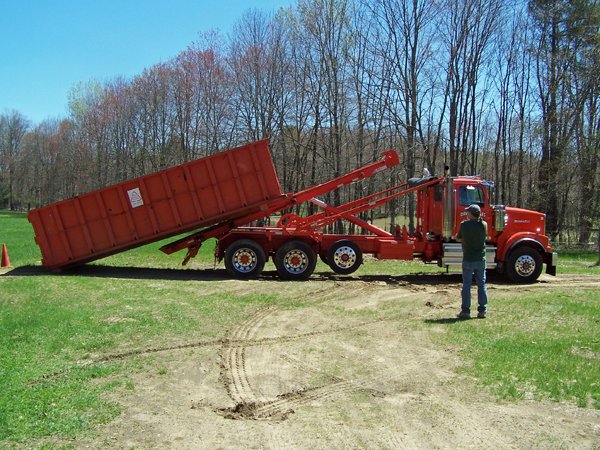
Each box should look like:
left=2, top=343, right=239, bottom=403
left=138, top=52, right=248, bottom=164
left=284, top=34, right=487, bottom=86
left=0, top=0, right=293, bottom=124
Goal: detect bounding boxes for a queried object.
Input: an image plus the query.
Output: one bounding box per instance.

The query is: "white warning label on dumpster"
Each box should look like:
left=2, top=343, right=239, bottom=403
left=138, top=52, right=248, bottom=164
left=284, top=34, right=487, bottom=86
left=127, top=188, right=144, bottom=208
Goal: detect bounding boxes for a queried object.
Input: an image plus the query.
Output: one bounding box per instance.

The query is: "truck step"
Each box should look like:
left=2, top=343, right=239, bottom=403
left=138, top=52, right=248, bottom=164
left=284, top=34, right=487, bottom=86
left=442, top=243, right=497, bottom=269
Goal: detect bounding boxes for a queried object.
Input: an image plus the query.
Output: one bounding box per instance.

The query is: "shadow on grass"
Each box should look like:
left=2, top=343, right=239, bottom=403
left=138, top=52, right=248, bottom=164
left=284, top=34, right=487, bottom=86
left=1, top=264, right=233, bottom=281
left=3, top=264, right=517, bottom=287
left=423, top=317, right=475, bottom=324
left=313, top=270, right=513, bottom=286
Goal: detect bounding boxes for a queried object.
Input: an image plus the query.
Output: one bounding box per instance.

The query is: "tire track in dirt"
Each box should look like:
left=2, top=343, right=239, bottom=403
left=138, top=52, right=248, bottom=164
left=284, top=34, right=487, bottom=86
left=490, top=274, right=600, bottom=290
left=240, top=317, right=391, bottom=346
left=33, top=314, right=397, bottom=385
left=279, top=353, right=343, bottom=383
left=216, top=377, right=387, bottom=421
left=218, top=336, right=390, bottom=422
left=218, top=294, right=390, bottom=408
left=32, top=273, right=420, bottom=388
left=220, top=306, right=277, bottom=404
left=303, top=282, right=372, bottom=306
left=32, top=283, right=367, bottom=385
left=261, top=379, right=383, bottom=414
left=217, top=280, right=384, bottom=402
left=220, top=282, right=344, bottom=304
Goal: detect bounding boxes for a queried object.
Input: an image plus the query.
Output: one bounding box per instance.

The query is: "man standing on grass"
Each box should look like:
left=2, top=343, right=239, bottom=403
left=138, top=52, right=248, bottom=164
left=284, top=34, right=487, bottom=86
left=455, top=204, right=488, bottom=319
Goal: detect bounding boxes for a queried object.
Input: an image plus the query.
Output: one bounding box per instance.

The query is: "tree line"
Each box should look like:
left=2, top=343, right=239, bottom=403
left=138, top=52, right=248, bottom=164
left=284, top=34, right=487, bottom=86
left=1, top=0, right=599, bottom=245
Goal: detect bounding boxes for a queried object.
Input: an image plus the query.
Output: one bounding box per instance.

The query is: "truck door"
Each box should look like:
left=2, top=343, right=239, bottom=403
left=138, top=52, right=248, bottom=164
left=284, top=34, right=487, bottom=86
left=454, top=182, right=492, bottom=238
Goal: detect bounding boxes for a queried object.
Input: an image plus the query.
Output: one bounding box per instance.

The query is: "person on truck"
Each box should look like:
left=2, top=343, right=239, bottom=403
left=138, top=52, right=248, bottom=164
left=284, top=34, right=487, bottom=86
left=455, top=204, right=488, bottom=319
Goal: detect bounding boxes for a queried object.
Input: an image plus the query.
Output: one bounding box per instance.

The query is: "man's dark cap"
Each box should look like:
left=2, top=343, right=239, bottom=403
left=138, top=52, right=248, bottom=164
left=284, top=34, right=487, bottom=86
left=465, top=204, right=481, bottom=217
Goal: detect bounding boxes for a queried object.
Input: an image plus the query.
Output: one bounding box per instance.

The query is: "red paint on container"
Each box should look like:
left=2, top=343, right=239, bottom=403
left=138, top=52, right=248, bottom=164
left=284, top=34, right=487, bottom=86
left=28, top=139, right=283, bottom=270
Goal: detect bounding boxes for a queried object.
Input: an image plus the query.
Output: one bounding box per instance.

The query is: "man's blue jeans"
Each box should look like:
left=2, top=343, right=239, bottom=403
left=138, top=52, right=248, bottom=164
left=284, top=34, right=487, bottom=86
left=461, top=260, right=487, bottom=313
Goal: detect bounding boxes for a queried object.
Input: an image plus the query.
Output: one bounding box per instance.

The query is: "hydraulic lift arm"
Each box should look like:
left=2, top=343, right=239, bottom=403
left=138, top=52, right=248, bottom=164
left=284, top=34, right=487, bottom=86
left=159, top=149, right=400, bottom=263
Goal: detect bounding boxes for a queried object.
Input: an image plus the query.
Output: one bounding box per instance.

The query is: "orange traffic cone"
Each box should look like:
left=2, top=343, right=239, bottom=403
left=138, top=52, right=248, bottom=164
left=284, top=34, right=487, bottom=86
left=1, top=244, right=10, bottom=268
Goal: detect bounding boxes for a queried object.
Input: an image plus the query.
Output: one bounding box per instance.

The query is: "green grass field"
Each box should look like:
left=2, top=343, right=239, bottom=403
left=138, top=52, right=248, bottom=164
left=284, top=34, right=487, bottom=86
left=429, top=290, right=600, bottom=408
left=556, top=249, right=600, bottom=274
left=1, top=210, right=599, bottom=446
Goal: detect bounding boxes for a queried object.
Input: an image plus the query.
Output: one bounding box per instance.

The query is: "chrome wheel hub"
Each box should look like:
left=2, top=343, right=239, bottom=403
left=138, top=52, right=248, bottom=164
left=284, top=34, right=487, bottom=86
left=332, top=246, right=357, bottom=269
left=283, top=250, right=308, bottom=274
left=515, top=254, right=536, bottom=277
left=232, top=248, right=257, bottom=273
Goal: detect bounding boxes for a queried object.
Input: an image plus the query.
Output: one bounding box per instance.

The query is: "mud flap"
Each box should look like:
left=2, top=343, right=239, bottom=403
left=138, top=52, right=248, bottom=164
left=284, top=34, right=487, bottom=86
left=545, top=251, right=557, bottom=276
left=495, top=261, right=504, bottom=273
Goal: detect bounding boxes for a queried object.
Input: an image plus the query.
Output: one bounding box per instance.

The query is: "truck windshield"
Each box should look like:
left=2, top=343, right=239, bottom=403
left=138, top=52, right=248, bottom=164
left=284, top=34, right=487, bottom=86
left=459, top=185, right=485, bottom=207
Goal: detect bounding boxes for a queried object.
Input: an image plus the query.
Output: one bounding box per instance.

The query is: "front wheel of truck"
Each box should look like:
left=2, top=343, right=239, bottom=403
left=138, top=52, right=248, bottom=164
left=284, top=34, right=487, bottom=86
left=505, top=247, right=543, bottom=283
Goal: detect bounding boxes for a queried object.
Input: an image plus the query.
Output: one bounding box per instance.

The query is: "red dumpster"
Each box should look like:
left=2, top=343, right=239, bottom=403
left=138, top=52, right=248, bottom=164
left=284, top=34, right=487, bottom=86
left=28, top=139, right=283, bottom=270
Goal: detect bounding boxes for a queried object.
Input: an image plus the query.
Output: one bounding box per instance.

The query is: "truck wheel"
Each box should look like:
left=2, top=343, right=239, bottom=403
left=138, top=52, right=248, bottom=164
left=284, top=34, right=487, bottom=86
left=274, top=241, right=317, bottom=280
left=224, top=239, right=266, bottom=279
left=506, top=247, right=543, bottom=283
left=327, top=240, right=363, bottom=275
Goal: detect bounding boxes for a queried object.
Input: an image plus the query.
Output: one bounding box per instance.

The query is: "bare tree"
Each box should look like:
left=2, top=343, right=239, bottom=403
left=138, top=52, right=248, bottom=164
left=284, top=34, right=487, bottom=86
left=297, top=0, right=353, bottom=230
left=68, top=80, right=111, bottom=189
left=511, top=12, right=534, bottom=208
left=131, top=64, right=177, bottom=172
left=276, top=6, right=320, bottom=198
left=492, top=7, right=531, bottom=206
left=369, top=0, right=437, bottom=231
left=0, top=111, right=29, bottom=209
left=575, top=53, right=600, bottom=244
left=229, top=10, right=288, bottom=144
left=437, top=0, right=502, bottom=177
left=173, top=34, right=234, bottom=158
left=530, top=0, right=600, bottom=239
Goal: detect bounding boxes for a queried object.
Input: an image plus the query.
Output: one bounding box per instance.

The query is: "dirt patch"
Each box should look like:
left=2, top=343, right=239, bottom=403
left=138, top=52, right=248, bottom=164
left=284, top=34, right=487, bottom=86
left=78, top=274, right=600, bottom=449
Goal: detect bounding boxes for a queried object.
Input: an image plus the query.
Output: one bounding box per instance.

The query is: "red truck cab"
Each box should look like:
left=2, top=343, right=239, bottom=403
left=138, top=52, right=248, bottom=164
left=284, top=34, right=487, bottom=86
left=415, top=175, right=557, bottom=283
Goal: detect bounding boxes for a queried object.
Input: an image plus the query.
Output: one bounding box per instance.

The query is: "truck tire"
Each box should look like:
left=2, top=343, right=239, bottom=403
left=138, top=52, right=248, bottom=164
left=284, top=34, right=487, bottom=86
left=506, top=247, right=543, bottom=283
left=224, top=239, right=266, bottom=279
left=327, top=239, right=363, bottom=275
left=274, top=241, right=317, bottom=280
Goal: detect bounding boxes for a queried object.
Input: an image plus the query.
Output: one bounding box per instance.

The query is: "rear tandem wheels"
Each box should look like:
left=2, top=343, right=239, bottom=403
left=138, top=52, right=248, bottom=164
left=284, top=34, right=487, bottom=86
left=222, top=237, right=364, bottom=281
left=223, top=238, right=319, bottom=280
